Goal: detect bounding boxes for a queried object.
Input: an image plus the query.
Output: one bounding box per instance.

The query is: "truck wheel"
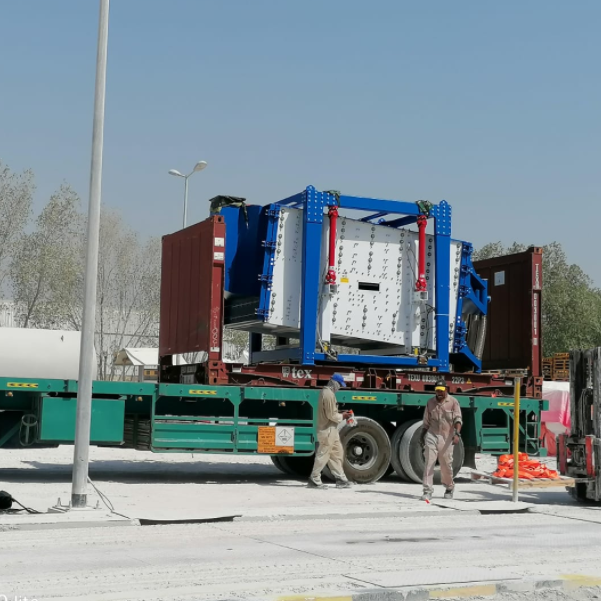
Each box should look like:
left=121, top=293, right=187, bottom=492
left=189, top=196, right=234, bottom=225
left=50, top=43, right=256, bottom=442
left=271, top=455, right=293, bottom=475
left=339, top=417, right=392, bottom=484
left=399, top=420, right=465, bottom=484
left=278, top=455, right=315, bottom=479
left=390, top=419, right=421, bottom=481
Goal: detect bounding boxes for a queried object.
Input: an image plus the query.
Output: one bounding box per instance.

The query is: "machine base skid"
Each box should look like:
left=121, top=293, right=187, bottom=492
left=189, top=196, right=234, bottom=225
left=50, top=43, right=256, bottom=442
left=161, top=359, right=542, bottom=399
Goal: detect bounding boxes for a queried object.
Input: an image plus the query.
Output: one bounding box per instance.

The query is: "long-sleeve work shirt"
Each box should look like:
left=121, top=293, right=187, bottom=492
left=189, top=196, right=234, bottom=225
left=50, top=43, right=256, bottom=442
left=316, top=386, right=343, bottom=432
left=423, top=394, right=462, bottom=440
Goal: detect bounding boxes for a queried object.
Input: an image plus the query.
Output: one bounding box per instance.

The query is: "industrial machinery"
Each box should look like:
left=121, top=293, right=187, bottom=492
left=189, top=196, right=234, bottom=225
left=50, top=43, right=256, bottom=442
left=558, top=348, right=601, bottom=502
left=0, top=186, right=548, bottom=484
left=217, top=187, right=487, bottom=371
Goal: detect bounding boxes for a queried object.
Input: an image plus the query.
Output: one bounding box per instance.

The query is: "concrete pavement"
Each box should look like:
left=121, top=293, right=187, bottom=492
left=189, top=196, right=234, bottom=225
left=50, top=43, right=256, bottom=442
left=3, top=507, right=601, bottom=600
left=2, top=447, right=601, bottom=599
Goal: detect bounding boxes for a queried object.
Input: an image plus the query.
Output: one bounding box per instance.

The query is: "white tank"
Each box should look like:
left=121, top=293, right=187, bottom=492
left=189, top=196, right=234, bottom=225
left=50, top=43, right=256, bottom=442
left=0, top=327, right=97, bottom=381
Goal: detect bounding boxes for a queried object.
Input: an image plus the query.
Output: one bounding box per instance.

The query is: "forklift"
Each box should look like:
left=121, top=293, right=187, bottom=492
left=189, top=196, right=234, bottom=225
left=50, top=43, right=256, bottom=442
left=558, top=348, right=601, bottom=502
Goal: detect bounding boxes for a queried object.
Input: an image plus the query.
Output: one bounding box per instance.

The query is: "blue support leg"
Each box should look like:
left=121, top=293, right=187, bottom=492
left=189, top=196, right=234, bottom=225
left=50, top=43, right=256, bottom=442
left=433, top=201, right=452, bottom=371
left=300, top=186, right=325, bottom=365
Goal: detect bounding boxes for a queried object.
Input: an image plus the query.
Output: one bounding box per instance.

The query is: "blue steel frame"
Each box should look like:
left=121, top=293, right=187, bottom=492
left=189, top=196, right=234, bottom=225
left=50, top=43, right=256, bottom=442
left=250, top=186, right=486, bottom=372
left=452, top=242, right=488, bottom=367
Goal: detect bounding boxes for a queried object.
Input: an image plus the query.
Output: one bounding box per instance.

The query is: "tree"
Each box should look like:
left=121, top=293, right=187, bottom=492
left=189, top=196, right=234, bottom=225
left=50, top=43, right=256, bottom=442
left=0, top=160, right=34, bottom=294
left=473, top=241, right=601, bottom=356
left=92, top=208, right=161, bottom=380
left=472, top=242, right=528, bottom=262
left=10, top=183, right=84, bottom=328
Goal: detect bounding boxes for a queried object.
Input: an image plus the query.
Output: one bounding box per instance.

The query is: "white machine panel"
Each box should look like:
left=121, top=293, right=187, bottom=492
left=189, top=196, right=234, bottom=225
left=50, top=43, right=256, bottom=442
left=268, top=208, right=304, bottom=331
left=266, top=208, right=462, bottom=352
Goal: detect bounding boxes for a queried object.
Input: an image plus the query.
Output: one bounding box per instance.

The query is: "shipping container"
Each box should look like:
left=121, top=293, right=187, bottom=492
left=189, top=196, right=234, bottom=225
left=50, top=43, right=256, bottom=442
left=473, top=247, right=542, bottom=378
left=159, top=216, right=226, bottom=366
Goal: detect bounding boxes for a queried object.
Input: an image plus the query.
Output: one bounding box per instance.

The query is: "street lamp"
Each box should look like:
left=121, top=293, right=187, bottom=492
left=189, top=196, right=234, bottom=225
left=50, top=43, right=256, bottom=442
left=71, top=0, right=110, bottom=510
left=169, top=160, right=207, bottom=229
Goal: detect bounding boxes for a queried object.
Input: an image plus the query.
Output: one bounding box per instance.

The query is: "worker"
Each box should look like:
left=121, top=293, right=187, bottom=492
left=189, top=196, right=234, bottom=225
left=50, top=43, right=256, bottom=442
left=419, top=378, right=462, bottom=501
left=308, top=373, right=353, bottom=489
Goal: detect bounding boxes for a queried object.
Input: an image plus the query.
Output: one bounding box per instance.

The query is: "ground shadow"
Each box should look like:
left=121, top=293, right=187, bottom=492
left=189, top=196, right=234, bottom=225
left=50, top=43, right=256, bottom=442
left=357, top=482, right=597, bottom=508
left=356, top=489, right=422, bottom=501
left=0, top=460, right=289, bottom=486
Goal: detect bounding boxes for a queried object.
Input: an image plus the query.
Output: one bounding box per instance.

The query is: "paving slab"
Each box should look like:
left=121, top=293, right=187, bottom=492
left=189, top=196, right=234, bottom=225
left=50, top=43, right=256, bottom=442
left=430, top=499, right=534, bottom=513
left=349, top=567, right=526, bottom=589
left=0, top=506, right=138, bottom=531
left=273, top=575, right=601, bottom=601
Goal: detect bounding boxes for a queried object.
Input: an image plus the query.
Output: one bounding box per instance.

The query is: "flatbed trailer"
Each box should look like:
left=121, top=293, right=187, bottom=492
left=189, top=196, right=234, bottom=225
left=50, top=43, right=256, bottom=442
left=0, top=187, right=548, bottom=484
left=0, top=376, right=546, bottom=484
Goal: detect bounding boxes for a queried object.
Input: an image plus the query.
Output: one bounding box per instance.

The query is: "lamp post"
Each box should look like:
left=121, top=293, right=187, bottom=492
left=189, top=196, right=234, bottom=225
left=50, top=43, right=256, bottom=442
left=168, top=160, right=207, bottom=229
left=71, top=0, right=110, bottom=509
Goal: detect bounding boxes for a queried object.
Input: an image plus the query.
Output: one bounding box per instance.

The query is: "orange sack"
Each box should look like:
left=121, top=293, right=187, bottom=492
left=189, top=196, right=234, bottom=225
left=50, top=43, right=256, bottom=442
left=493, top=453, right=560, bottom=480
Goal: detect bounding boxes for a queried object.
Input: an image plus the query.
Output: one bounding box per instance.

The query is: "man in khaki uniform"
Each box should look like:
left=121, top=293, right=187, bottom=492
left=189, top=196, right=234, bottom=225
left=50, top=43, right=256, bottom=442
left=308, top=374, right=353, bottom=489
left=419, top=378, right=462, bottom=501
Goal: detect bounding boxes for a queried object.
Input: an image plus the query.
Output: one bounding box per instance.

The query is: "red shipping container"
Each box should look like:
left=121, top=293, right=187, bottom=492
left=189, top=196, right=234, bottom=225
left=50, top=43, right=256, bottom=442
left=473, top=247, right=543, bottom=378
left=159, top=216, right=226, bottom=363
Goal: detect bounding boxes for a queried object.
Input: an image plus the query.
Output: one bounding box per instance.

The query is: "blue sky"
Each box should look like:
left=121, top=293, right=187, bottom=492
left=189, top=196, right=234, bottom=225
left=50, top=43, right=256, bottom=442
left=1, top=2, right=600, bottom=281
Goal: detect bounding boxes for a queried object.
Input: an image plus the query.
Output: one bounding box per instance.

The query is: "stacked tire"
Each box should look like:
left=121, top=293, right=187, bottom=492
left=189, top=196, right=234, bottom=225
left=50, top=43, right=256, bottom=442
left=391, top=419, right=464, bottom=483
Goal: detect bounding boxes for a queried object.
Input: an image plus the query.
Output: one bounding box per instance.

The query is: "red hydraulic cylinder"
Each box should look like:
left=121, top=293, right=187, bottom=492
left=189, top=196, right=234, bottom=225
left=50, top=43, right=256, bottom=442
left=415, top=214, right=428, bottom=291
left=325, top=206, right=338, bottom=284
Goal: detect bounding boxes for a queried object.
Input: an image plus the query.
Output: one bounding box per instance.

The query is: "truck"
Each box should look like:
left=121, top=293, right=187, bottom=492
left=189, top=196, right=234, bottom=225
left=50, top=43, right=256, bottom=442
left=0, top=186, right=548, bottom=484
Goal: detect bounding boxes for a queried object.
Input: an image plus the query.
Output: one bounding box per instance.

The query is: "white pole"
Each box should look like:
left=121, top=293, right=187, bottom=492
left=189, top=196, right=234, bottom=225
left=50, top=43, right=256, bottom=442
left=183, top=175, right=189, bottom=229
left=71, top=0, right=110, bottom=509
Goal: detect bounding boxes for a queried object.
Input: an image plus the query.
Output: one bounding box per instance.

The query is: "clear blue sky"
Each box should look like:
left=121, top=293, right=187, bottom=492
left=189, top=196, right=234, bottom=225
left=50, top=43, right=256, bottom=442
left=2, top=2, right=600, bottom=281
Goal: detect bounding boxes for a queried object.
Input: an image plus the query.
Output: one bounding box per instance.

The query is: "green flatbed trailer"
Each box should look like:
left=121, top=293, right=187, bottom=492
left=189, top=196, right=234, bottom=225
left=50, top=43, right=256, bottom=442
left=0, top=376, right=547, bottom=484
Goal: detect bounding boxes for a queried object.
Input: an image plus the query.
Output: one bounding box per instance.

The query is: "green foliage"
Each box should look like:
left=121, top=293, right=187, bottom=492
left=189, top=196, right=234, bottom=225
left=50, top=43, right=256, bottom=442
left=3, top=158, right=162, bottom=380
left=10, top=183, right=83, bottom=328
left=0, top=160, right=34, bottom=293
left=474, top=241, right=601, bottom=356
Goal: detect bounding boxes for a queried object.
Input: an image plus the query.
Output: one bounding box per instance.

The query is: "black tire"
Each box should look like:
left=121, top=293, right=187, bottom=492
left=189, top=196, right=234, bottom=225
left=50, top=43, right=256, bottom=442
left=400, top=420, right=464, bottom=484
left=390, top=419, right=421, bottom=481
left=569, top=482, right=591, bottom=504
left=339, top=417, right=392, bottom=484
left=278, top=455, right=316, bottom=479
left=271, top=455, right=292, bottom=475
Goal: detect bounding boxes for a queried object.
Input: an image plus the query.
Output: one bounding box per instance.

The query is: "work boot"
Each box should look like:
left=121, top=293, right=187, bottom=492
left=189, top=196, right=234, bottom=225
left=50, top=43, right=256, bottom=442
left=444, top=488, right=454, bottom=499
left=336, top=480, right=352, bottom=489
left=307, top=478, right=327, bottom=489
left=420, top=492, right=432, bottom=501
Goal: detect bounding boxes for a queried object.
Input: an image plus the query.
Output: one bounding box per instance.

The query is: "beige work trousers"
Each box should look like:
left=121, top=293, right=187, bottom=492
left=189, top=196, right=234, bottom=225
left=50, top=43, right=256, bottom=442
left=423, top=432, right=454, bottom=494
left=310, top=426, right=348, bottom=483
